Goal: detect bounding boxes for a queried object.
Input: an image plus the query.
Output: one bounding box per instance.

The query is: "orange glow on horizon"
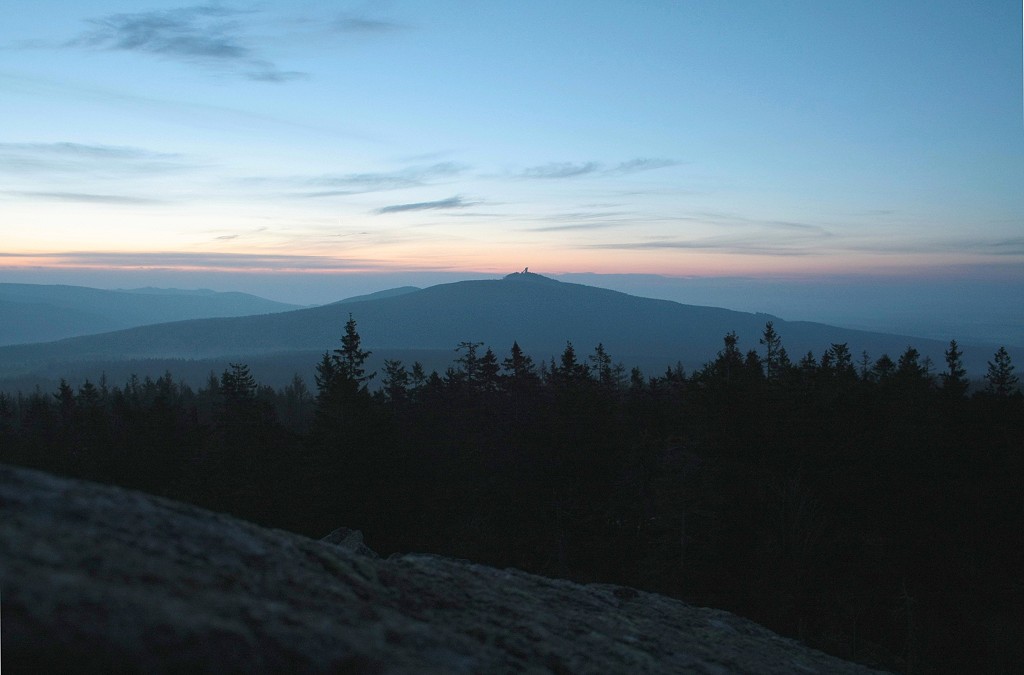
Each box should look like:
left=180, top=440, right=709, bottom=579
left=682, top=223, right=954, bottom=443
left=1, top=246, right=1014, bottom=282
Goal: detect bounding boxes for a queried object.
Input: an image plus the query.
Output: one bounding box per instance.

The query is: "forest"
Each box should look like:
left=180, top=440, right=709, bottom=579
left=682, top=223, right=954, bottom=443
left=1, top=316, right=1021, bottom=674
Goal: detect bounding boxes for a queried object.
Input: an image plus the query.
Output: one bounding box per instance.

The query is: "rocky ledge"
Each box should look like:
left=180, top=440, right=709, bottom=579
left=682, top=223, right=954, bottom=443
left=0, top=464, right=885, bottom=673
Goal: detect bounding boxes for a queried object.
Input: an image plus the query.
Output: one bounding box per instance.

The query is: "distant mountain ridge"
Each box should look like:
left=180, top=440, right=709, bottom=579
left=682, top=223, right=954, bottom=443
left=327, top=286, right=421, bottom=305
left=0, top=283, right=303, bottom=346
left=0, top=273, right=1005, bottom=387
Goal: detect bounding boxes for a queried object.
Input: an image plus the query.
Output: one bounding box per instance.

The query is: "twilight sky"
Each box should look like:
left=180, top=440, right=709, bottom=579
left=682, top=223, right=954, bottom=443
left=1, top=1, right=1023, bottom=334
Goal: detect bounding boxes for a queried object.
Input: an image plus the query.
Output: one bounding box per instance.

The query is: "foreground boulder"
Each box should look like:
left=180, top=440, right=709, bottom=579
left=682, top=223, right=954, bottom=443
left=0, top=465, right=884, bottom=673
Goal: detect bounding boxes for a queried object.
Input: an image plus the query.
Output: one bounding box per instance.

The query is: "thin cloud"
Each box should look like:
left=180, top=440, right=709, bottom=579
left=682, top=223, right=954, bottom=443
left=988, top=238, right=1024, bottom=255
left=586, top=238, right=818, bottom=256
left=71, top=6, right=250, bottom=58
left=0, top=142, right=171, bottom=161
left=518, top=158, right=677, bottom=180
left=609, top=158, right=679, bottom=174
left=0, top=251, right=396, bottom=272
left=842, top=236, right=1024, bottom=257
left=245, top=62, right=307, bottom=83
left=680, top=210, right=835, bottom=236
left=581, top=229, right=1024, bottom=258
left=583, top=223, right=838, bottom=255
left=334, top=15, right=406, bottom=33
left=527, top=222, right=625, bottom=233
left=4, top=190, right=163, bottom=205
left=523, top=209, right=634, bottom=232
left=68, top=6, right=305, bottom=82
left=521, top=162, right=601, bottom=179
left=376, top=196, right=470, bottom=214
left=274, top=162, right=469, bottom=198
left=297, top=190, right=362, bottom=199
left=0, top=142, right=189, bottom=175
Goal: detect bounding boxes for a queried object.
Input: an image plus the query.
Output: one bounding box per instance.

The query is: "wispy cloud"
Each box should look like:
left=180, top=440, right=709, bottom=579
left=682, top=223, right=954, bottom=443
left=521, top=162, right=601, bottom=179
left=3, top=190, right=164, bottom=205
left=68, top=6, right=305, bottom=82
left=582, top=229, right=1024, bottom=259
left=376, top=196, right=471, bottom=214
left=334, top=14, right=406, bottom=33
left=273, top=162, right=469, bottom=198
left=842, top=236, right=1024, bottom=257
left=579, top=216, right=838, bottom=255
left=0, top=251, right=397, bottom=272
left=519, top=157, right=677, bottom=179
left=527, top=222, right=625, bottom=233
left=609, top=158, right=679, bottom=174
left=988, top=238, right=1024, bottom=255
left=585, top=236, right=821, bottom=256
left=679, top=210, right=835, bottom=236
left=0, top=142, right=189, bottom=176
left=522, top=209, right=634, bottom=233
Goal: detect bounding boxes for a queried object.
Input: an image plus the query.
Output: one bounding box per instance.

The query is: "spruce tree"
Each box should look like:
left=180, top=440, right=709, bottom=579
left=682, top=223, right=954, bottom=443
left=335, top=314, right=373, bottom=385
left=759, top=321, right=790, bottom=381
left=314, top=315, right=375, bottom=439
left=381, top=359, right=410, bottom=403
left=940, top=340, right=969, bottom=398
left=502, top=341, right=536, bottom=382
left=984, top=346, right=1019, bottom=397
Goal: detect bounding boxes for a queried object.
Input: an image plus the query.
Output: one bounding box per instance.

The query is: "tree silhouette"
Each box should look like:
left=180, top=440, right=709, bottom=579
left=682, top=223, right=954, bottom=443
left=984, top=346, right=1019, bottom=397
left=826, top=343, right=856, bottom=381
left=759, top=322, right=790, bottom=381
left=479, top=347, right=502, bottom=392
left=502, top=341, right=537, bottom=383
left=314, top=315, right=375, bottom=441
left=381, top=359, right=410, bottom=404
left=895, top=346, right=931, bottom=388
left=708, top=331, right=743, bottom=383
left=552, top=341, right=592, bottom=385
left=336, top=314, right=374, bottom=386
left=220, top=363, right=257, bottom=407
left=940, top=340, right=969, bottom=398
left=872, top=354, right=895, bottom=381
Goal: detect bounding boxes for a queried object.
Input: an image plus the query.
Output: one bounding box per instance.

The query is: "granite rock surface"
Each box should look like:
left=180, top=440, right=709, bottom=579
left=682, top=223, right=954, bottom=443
left=0, top=464, right=886, bottom=673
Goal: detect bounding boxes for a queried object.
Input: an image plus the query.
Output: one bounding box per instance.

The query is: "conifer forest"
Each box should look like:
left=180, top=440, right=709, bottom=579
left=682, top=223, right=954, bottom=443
left=2, top=317, right=1022, bottom=674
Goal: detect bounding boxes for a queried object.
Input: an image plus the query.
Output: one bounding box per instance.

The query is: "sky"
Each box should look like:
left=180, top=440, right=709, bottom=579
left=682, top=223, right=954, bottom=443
left=1, top=1, right=1023, bottom=341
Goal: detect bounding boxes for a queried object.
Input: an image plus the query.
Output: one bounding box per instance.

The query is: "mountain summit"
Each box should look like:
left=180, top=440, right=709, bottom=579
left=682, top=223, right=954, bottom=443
left=502, top=270, right=561, bottom=284
left=0, top=274, right=993, bottom=383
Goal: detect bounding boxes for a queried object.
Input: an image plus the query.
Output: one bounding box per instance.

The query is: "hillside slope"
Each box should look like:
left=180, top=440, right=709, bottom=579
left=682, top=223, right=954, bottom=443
left=0, top=283, right=303, bottom=346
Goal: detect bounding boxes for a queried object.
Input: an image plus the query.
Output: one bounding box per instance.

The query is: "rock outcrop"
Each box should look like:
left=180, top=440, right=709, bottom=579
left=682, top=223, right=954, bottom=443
left=0, top=464, right=885, bottom=673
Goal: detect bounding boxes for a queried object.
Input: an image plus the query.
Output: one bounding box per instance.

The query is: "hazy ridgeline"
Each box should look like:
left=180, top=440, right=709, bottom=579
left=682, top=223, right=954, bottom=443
left=1, top=273, right=1015, bottom=397
left=1, top=318, right=1021, bottom=674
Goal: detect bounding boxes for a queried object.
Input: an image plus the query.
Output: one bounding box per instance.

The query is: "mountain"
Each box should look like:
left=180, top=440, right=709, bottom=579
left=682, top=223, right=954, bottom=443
left=0, top=463, right=885, bottom=673
left=0, top=283, right=304, bottom=346
left=329, top=286, right=421, bottom=304
left=0, top=272, right=1003, bottom=386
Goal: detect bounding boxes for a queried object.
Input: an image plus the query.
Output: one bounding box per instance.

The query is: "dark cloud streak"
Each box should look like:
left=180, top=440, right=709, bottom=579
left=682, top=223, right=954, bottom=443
left=0, top=142, right=189, bottom=175
left=519, top=158, right=676, bottom=179
left=334, top=15, right=405, bottom=33
left=4, top=190, right=163, bottom=205
left=610, top=158, right=679, bottom=174
left=526, top=222, right=624, bottom=233
left=376, top=196, right=470, bottom=214
left=68, top=6, right=305, bottom=82
left=272, top=162, right=468, bottom=198
left=521, top=162, right=601, bottom=179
